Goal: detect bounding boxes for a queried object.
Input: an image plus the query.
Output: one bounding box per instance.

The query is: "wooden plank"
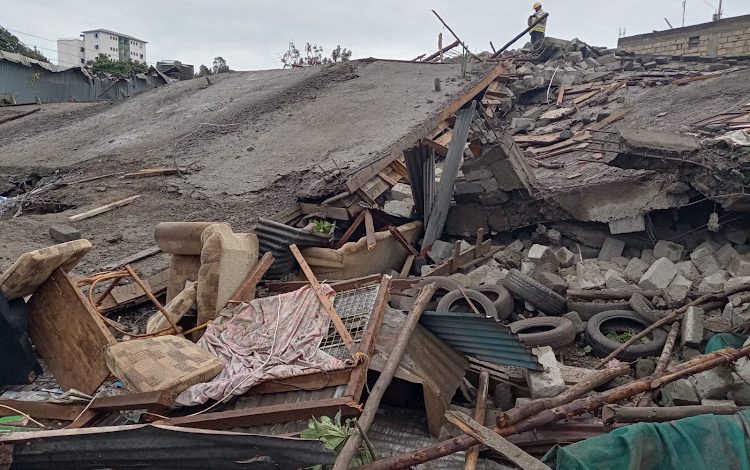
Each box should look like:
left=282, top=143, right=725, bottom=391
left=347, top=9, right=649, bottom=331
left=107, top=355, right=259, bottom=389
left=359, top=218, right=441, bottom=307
left=111, top=280, right=150, bottom=305
left=388, top=226, right=419, bottom=256
left=573, top=89, right=600, bottom=105
left=265, top=275, right=382, bottom=294
left=289, top=244, right=356, bottom=355
left=121, top=168, right=187, bottom=179
left=89, top=390, right=176, bottom=414
left=228, top=252, right=274, bottom=303
left=587, top=108, right=629, bottom=131
left=388, top=159, right=410, bottom=182
left=555, top=85, right=565, bottom=106
left=377, top=170, right=399, bottom=187
left=163, top=397, right=361, bottom=430
left=426, top=241, right=499, bottom=277
left=513, top=133, right=562, bottom=146
left=465, top=370, right=489, bottom=470
left=250, top=368, right=353, bottom=395
left=335, top=210, right=367, bottom=249
left=0, top=400, right=86, bottom=421
left=445, top=411, right=550, bottom=470
left=67, top=410, right=100, bottom=429
left=364, top=210, right=377, bottom=251
left=98, top=269, right=168, bottom=314
left=68, top=195, right=140, bottom=222
left=101, top=246, right=161, bottom=271
left=299, top=203, right=351, bottom=221
left=400, top=254, right=415, bottom=279
left=27, top=269, right=116, bottom=395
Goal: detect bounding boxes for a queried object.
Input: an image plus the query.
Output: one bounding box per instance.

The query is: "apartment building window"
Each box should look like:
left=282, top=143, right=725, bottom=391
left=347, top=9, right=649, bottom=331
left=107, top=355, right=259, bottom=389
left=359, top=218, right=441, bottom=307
left=94, top=45, right=99, bottom=50
left=80, top=47, right=84, bottom=52
left=80, top=58, right=85, bottom=64
left=688, top=36, right=700, bottom=49
left=94, top=33, right=99, bottom=38
left=140, top=53, right=143, bottom=59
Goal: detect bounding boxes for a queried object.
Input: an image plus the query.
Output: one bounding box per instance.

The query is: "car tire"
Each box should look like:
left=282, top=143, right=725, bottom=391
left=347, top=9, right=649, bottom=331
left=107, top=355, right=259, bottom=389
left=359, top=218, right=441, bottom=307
left=503, top=269, right=566, bottom=315
left=508, top=317, right=576, bottom=348
left=585, top=310, right=667, bottom=361
left=567, top=300, right=632, bottom=321
left=473, top=285, right=514, bottom=320
left=436, top=289, right=499, bottom=320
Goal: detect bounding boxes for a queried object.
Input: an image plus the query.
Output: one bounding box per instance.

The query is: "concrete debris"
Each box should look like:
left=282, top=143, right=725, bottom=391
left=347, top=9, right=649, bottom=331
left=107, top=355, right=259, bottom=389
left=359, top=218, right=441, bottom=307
left=666, top=274, right=692, bottom=304
left=623, top=257, right=649, bottom=283
left=604, top=269, right=629, bottom=290
left=680, top=307, right=704, bottom=348
left=715, top=244, right=739, bottom=269
left=525, top=346, right=567, bottom=399
left=690, top=366, right=733, bottom=400
left=698, top=270, right=729, bottom=294
left=536, top=271, right=568, bottom=294
left=563, top=311, right=585, bottom=334
left=675, top=260, right=701, bottom=283
left=661, top=378, right=700, bottom=406
left=653, top=240, right=684, bottom=263
left=598, top=237, right=626, bottom=261
left=49, top=225, right=82, bottom=243
left=638, top=257, right=678, bottom=290
left=690, top=247, right=722, bottom=276
left=728, top=254, right=750, bottom=278
left=527, top=244, right=559, bottom=272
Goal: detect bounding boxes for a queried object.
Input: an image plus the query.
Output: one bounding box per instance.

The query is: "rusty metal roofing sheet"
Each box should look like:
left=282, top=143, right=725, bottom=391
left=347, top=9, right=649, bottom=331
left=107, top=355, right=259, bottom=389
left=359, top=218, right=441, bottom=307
left=420, top=311, right=542, bottom=370
left=254, top=217, right=332, bottom=279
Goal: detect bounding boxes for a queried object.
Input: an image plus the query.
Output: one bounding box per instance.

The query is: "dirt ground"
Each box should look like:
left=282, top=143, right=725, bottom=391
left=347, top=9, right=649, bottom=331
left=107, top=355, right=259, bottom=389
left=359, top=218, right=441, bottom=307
left=0, top=59, right=494, bottom=275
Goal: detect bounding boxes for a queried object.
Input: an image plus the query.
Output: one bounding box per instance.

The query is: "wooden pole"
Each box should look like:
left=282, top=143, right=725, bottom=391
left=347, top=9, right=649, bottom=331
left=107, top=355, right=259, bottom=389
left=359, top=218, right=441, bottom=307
left=489, top=13, right=549, bottom=59
left=602, top=403, right=747, bottom=424
left=331, top=283, right=438, bottom=470
left=438, top=33, right=444, bottom=63
left=364, top=210, right=377, bottom=251
left=227, top=252, right=274, bottom=303
left=431, top=10, right=483, bottom=62
left=124, top=265, right=180, bottom=334
left=360, top=344, right=750, bottom=470
left=290, top=244, right=356, bottom=355
left=446, top=411, right=549, bottom=470
left=0, top=107, right=41, bottom=124
left=464, top=370, right=489, bottom=470
left=636, top=321, right=679, bottom=406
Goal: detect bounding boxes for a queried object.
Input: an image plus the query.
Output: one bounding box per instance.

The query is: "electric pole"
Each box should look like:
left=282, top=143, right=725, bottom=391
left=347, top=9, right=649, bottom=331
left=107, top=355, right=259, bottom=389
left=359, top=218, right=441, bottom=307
left=682, top=0, right=687, bottom=27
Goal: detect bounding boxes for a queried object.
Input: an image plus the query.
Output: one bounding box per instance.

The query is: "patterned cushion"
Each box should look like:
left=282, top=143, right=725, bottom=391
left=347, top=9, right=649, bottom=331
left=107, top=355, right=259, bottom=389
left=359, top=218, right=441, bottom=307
left=0, top=239, right=92, bottom=299
left=105, top=335, right=223, bottom=394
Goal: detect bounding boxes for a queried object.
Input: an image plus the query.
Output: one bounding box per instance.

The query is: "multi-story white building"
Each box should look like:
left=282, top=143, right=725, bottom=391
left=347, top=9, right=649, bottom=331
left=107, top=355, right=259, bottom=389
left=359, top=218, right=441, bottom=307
left=57, top=29, right=147, bottom=68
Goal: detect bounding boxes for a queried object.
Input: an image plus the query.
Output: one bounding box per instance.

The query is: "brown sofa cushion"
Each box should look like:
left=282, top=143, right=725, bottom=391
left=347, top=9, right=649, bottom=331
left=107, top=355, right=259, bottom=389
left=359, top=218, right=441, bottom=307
left=154, top=222, right=225, bottom=255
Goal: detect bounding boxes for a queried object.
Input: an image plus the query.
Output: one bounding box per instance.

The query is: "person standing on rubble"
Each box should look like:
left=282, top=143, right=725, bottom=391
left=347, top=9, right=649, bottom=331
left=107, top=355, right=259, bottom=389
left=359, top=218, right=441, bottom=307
left=528, top=2, right=548, bottom=44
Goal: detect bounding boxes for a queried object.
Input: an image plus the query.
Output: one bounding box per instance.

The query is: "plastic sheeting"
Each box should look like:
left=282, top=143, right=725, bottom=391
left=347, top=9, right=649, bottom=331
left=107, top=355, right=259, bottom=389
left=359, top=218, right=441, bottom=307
left=543, top=410, right=750, bottom=470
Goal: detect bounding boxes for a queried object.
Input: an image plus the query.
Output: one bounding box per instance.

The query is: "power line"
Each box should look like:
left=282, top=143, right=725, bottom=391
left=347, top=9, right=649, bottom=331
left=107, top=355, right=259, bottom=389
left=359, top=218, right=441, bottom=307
left=4, top=27, right=59, bottom=43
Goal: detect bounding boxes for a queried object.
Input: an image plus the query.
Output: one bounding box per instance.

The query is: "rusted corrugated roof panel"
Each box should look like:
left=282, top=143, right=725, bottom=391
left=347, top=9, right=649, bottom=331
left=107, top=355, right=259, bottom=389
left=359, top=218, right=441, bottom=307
left=0, top=424, right=334, bottom=469
left=420, top=311, right=542, bottom=370
left=254, top=217, right=332, bottom=279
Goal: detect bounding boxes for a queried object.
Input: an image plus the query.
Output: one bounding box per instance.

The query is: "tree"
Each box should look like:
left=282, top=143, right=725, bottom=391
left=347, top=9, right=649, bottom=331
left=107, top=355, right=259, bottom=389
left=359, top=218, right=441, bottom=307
left=280, top=42, right=352, bottom=68
left=86, top=53, right=148, bottom=76
left=196, top=64, right=212, bottom=77
left=0, top=25, right=49, bottom=62
left=212, top=56, right=229, bottom=74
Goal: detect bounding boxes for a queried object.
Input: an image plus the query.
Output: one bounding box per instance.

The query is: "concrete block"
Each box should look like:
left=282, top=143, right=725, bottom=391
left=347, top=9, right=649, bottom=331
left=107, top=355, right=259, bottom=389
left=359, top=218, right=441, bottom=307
left=525, top=346, right=567, bottom=399
left=507, top=239, right=525, bottom=252
left=683, top=347, right=701, bottom=361
left=733, top=336, right=750, bottom=385
left=547, top=229, right=562, bottom=246
left=653, top=240, right=684, bottom=263
left=690, top=247, right=721, bottom=275
left=725, top=276, right=750, bottom=291
left=715, top=243, right=739, bottom=268
left=575, top=261, right=606, bottom=289
left=666, top=274, right=693, bottom=304
left=700, top=399, right=737, bottom=408
left=694, top=240, right=719, bottom=254
left=466, top=264, right=505, bottom=287
left=698, top=270, right=729, bottom=294
left=566, top=51, right=584, bottom=64
left=681, top=306, right=704, bottom=348
left=511, top=117, right=535, bottom=132
left=493, top=383, right=514, bottom=411
left=703, top=314, right=732, bottom=334
left=725, top=228, right=748, bottom=245
left=463, top=167, right=494, bottom=182
left=449, top=273, right=473, bottom=287
left=638, top=257, right=678, bottom=290
left=641, top=249, right=656, bottom=265
left=604, top=269, right=630, bottom=289
left=608, top=214, right=646, bottom=235
left=383, top=199, right=414, bottom=218
left=728, top=383, right=750, bottom=406
left=690, top=366, right=733, bottom=399
left=723, top=302, right=750, bottom=326
left=536, top=271, right=568, bottom=294
left=623, top=257, right=649, bottom=283
left=597, top=53, right=617, bottom=64
left=521, top=261, right=536, bottom=277
left=728, top=253, right=750, bottom=277
left=563, top=311, right=585, bottom=334
left=49, top=224, right=81, bottom=243
left=428, top=240, right=454, bottom=264
left=598, top=237, right=626, bottom=261
left=556, top=247, right=577, bottom=268
left=635, top=358, right=656, bottom=378
left=661, top=378, right=700, bottom=406
left=528, top=244, right=559, bottom=272
left=389, top=183, right=413, bottom=201
left=676, top=260, right=701, bottom=282
left=584, top=57, right=601, bottom=68
left=612, top=256, right=631, bottom=268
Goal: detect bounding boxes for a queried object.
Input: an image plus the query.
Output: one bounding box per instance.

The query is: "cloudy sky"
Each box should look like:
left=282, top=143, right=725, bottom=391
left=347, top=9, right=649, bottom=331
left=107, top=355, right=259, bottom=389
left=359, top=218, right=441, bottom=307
left=5, top=0, right=749, bottom=70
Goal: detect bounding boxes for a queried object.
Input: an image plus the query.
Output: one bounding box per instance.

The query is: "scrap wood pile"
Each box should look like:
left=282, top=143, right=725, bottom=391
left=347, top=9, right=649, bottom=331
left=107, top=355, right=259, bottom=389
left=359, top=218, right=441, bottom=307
left=4, top=35, right=750, bottom=470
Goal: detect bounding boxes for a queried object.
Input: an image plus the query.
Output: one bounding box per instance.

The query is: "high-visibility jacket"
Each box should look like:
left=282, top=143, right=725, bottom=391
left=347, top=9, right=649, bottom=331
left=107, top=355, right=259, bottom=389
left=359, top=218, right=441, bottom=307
left=528, top=10, right=547, bottom=33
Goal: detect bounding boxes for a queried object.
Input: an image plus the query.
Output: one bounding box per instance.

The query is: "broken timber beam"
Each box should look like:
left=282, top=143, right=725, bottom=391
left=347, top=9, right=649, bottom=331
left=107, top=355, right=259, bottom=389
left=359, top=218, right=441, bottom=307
left=602, top=403, right=749, bottom=424
left=0, top=107, right=41, bottom=124
left=68, top=195, right=140, bottom=222
left=464, top=370, right=489, bottom=470
left=290, top=244, right=356, bottom=355
left=228, top=252, right=274, bottom=303
left=364, top=210, right=377, bottom=251
left=445, top=411, right=549, bottom=470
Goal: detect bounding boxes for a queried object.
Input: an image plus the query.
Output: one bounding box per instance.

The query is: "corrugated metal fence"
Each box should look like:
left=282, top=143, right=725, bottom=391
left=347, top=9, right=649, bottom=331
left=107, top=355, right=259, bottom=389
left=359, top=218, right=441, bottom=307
left=0, top=52, right=169, bottom=105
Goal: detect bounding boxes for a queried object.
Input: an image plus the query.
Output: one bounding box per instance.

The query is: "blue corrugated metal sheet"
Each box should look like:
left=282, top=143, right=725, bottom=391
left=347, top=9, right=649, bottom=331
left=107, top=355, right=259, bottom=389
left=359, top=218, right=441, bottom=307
left=420, top=311, right=542, bottom=370
left=0, top=52, right=168, bottom=105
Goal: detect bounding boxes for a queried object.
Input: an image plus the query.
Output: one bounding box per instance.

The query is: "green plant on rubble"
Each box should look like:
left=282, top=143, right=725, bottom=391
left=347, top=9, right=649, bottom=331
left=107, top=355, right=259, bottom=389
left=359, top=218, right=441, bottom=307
left=312, top=219, right=336, bottom=235
left=607, top=330, right=649, bottom=345
left=301, top=411, right=373, bottom=469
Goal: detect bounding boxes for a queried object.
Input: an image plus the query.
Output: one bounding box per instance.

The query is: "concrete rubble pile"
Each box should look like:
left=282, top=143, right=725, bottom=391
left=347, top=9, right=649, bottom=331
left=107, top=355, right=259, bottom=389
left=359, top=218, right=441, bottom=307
left=4, top=31, right=750, bottom=470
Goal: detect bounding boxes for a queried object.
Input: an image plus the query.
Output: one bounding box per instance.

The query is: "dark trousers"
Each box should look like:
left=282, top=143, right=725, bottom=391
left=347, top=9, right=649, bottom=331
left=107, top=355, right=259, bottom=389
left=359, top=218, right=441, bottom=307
left=530, top=31, right=545, bottom=44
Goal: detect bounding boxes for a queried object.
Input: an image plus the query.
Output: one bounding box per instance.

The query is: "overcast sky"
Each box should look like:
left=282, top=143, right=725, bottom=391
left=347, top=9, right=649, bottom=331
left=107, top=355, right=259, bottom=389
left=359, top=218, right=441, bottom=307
left=5, top=0, right=749, bottom=70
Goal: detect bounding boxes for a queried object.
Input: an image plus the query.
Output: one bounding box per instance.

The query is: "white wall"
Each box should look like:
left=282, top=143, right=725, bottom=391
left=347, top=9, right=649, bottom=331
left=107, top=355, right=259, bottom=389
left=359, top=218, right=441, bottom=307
left=56, top=38, right=84, bottom=68
left=83, top=31, right=119, bottom=62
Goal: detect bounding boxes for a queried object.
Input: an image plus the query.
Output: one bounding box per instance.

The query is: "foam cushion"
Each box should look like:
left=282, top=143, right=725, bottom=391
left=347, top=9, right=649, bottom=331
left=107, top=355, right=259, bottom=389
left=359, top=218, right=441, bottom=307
left=0, top=239, right=92, bottom=299
left=105, top=335, right=223, bottom=394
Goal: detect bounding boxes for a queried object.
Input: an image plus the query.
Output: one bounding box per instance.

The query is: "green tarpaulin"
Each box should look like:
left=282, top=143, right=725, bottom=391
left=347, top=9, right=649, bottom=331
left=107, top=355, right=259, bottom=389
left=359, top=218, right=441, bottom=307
left=543, top=410, right=750, bottom=470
